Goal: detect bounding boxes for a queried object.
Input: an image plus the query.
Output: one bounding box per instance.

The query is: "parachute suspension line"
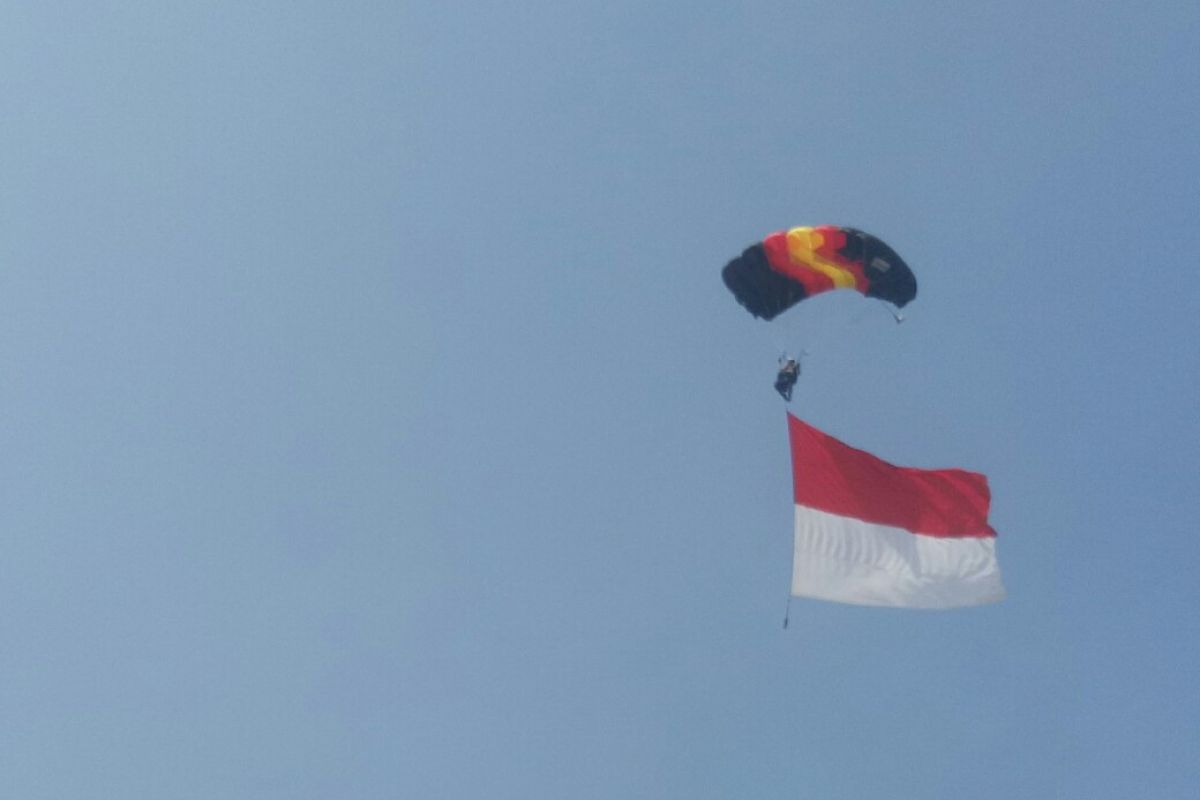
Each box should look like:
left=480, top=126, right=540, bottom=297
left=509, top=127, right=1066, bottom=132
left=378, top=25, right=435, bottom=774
left=878, top=299, right=905, bottom=324
left=778, top=348, right=810, bottom=365
left=782, top=594, right=793, bottom=629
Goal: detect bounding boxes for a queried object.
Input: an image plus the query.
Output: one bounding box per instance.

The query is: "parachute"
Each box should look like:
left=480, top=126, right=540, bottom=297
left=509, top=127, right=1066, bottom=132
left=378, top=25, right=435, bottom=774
left=722, top=226, right=917, bottom=320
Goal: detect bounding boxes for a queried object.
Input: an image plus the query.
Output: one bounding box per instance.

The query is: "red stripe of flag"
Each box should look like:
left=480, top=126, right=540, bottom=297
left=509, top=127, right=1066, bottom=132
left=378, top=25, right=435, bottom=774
left=788, top=414, right=995, bottom=538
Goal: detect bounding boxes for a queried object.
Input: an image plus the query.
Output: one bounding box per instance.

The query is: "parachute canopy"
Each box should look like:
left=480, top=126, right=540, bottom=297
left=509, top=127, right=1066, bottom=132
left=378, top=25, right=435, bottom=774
left=722, top=226, right=917, bottom=320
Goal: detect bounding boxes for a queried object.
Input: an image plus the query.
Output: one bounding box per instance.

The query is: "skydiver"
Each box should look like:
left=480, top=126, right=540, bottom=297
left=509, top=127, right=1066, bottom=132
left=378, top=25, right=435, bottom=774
left=775, top=356, right=800, bottom=402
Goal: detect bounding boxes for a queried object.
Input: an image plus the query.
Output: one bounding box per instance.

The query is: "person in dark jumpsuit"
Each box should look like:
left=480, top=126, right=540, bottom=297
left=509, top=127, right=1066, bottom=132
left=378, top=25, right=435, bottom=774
left=775, top=356, right=800, bottom=401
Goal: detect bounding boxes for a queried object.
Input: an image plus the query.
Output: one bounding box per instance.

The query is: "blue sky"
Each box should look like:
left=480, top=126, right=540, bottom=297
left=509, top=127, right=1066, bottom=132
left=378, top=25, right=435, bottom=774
left=2, top=2, right=1197, bottom=797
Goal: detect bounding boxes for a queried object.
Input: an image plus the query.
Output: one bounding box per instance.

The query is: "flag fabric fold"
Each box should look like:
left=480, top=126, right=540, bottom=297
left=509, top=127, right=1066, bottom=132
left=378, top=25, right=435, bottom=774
left=788, top=414, right=1005, bottom=608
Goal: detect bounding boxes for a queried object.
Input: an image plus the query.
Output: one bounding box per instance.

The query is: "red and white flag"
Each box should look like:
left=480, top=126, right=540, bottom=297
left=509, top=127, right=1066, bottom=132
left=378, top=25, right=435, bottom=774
left=788, top=414, right=1005, bottom=608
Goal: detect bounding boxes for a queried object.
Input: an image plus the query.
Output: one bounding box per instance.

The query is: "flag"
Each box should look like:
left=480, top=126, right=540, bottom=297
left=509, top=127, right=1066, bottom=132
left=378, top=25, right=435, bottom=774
left=788, top=414, right=1005, bottom=608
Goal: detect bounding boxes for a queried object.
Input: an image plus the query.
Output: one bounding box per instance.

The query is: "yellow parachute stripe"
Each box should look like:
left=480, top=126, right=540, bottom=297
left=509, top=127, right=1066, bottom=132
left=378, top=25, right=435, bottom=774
left=785, top=227, right=857, bottom=289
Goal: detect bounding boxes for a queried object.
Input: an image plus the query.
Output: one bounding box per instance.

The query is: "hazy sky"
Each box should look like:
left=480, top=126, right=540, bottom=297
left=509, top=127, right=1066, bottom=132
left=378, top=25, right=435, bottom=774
left=2, top=2, right=1198, bottom=797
